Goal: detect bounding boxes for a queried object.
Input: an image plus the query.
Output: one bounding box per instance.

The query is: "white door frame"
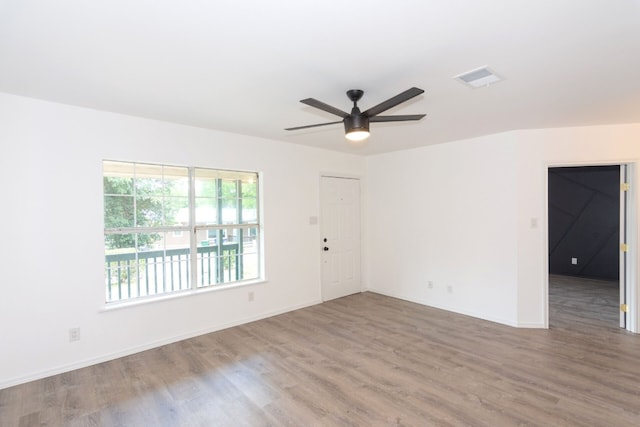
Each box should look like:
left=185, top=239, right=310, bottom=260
left=544, top=162, right=638, bottom=333
left=620, top=164, right=629, bottom=328
left=624, top=163, right=638, bottom=333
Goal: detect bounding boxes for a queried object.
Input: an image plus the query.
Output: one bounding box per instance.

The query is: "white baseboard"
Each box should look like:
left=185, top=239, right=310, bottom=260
left=367, top=288, right=541, bottom=329
left=515, top=322, right=547, bottom=328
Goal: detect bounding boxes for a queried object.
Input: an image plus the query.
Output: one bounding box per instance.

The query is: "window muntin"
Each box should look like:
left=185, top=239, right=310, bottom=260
left=104, top=161, right=260, bottom=303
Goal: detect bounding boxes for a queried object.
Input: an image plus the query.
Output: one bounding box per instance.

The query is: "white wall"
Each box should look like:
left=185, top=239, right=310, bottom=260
left=366, top=123, right=640, bottom=328
left=0, top=93, right=365, bottom=389
left=366, top=134, right=520, bottom=325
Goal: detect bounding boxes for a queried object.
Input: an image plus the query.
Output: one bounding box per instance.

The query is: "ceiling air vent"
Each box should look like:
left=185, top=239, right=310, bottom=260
left=454, top=66, right=503, bottom=88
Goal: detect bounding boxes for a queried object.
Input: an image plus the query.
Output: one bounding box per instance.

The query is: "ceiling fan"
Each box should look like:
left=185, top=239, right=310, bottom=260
left=285, top=87, right=426, bottom=143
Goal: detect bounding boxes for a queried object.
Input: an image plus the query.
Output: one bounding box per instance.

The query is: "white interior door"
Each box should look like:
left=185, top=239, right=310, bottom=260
left=320, top=176, right=361, bottom=301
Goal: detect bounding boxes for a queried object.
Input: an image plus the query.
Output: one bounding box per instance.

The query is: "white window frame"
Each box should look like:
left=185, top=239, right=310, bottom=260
left=103, top=160, right=262, bottom=304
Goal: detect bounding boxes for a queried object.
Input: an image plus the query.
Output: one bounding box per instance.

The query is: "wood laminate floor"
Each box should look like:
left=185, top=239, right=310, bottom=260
left=549, top=274, right=620, bottom=330
left=1, top=276, right=639, bottom=426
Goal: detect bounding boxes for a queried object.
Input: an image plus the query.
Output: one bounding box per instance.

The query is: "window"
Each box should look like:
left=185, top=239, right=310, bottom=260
left=103, top=161, right=260, bottom=303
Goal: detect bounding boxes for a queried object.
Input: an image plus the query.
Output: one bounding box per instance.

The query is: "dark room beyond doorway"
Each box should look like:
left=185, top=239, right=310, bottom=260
left=548, top=165, right=620, bottom=280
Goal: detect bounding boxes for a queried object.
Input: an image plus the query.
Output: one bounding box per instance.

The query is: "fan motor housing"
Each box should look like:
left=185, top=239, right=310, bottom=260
left=344, top=113, right=369, bottom=133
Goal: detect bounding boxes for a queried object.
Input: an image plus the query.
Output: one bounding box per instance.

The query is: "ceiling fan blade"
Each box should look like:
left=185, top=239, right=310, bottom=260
left=285, top=120, right=343, bottom=131
left=363, top=87, right=424, bottom=117
left=369, top=114, right=426, bottom=122
left=300, top=98, right=350, bottom=118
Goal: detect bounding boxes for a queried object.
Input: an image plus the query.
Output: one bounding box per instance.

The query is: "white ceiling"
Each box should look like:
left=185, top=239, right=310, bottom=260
left=2, top=1, right=640, bottom=155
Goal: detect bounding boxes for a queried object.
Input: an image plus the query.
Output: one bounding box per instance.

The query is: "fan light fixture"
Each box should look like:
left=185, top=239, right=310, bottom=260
left=345, top=130, right=370, bottom=142
left=344, top=112, right=370, bottom=142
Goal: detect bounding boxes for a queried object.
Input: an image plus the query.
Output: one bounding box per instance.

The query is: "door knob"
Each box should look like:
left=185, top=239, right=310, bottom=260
left=323, top=246, right=329, bottom=251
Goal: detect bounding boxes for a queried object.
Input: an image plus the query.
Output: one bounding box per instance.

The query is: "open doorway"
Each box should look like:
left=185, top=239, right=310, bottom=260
left=548, top=165, right=623, bottom=330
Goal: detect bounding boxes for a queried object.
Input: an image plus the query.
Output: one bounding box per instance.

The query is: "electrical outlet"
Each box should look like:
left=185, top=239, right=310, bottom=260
left=447, top=285, right=453, bottom=294
left=69, top=328, right=81, bottom=342
left=248, top=291, right=254, bottom=302
left=427, top=281, right=434, bottom=289
left=571, top=257, right=578, bottom=265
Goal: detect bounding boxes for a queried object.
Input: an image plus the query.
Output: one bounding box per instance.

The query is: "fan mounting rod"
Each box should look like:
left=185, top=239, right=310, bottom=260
left=346, top=89, right=364, bottom=107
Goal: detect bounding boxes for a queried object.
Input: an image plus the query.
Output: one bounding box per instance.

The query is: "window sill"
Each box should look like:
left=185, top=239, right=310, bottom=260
left=99, top=278, right=267, bottom=313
